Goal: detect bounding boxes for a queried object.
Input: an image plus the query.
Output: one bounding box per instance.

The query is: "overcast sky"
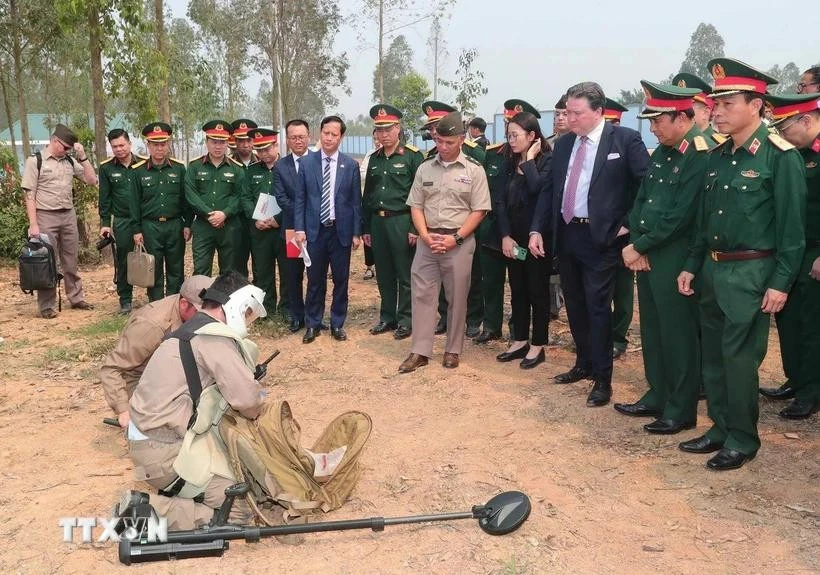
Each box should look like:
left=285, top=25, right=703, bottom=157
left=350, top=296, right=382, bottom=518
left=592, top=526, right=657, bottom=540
left=169, top=0, right=820, bottom=119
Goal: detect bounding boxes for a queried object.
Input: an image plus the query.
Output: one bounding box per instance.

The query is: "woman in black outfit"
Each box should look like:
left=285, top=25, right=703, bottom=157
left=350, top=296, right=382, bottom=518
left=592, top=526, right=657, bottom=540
left=495, top=112, right=552, bottom=369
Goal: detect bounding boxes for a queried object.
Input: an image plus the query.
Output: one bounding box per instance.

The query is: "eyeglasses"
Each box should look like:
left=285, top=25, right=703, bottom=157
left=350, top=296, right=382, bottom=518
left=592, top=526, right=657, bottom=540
left=777, top=114, right=804, bottom=132
left=507, top=132, right=526, bottom=141
left=796, top=82, right=818, bottom=92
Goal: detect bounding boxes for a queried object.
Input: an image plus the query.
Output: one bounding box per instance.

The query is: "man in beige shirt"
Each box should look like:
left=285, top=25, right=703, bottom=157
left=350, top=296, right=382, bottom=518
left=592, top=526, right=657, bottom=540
left=400, top=112, right=491, bottom=372
left=100, top=275, right=214, bottom=428
left=21, top=124, right=98, bottom=318
left=128, top=271, right=265, bottom=529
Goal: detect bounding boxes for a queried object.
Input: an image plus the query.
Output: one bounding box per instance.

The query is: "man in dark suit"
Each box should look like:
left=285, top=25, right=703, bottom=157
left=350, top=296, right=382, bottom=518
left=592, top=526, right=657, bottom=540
left=294, top=115, right=362, bottom=343
left=272, top=119, right=312, bottom=332
left=529, top=81, right=648, bottom=407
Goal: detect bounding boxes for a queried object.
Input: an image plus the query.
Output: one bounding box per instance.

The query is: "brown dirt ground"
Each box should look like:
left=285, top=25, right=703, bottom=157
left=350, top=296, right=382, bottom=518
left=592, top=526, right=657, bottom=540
left=0, top=253, right=817, bottom=575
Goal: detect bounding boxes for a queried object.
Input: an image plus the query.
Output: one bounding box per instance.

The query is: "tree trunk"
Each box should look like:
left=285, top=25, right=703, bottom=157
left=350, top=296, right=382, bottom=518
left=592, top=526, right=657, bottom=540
left=154, top=0, right=170, bottom=123
left=0, top=67, right=17, bottom=158
left=88, top=3, right=106, bottom=161
left=378, top=0, right=384, bottom=102
left=9, top=0, right=30, bottom=158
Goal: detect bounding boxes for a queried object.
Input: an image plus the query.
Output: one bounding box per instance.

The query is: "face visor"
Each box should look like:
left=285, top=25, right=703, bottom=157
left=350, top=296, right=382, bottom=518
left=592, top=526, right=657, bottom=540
left=222, top=285, right=267, bottom=338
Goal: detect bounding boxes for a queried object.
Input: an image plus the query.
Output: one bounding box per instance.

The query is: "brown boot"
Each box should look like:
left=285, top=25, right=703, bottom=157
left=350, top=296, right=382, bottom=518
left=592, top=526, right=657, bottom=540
left=398, top=353, right=428, bottom=373
left=442, top=353, right=459, bottom=368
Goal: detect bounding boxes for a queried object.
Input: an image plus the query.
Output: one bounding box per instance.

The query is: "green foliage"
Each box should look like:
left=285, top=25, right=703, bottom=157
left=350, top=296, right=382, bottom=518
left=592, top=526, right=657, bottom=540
left=392, top=72, right=431, bottom=133
left=77, top=314, right=128, bottom=336
left=766, top=62, right=801, bottom=94
left=679, top=23, right=725, bottom=82
left=439, top=48, right=487, bottom=115
left=0, top=145, right=27, bottom=258
left=617, top=89, right=644, bottom=106
left=372, top=35, right=413, bottom=102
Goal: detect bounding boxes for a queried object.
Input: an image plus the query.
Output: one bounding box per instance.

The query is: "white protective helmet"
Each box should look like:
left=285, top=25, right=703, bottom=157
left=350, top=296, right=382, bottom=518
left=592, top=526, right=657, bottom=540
left=222, top=284, right=267, bottom=338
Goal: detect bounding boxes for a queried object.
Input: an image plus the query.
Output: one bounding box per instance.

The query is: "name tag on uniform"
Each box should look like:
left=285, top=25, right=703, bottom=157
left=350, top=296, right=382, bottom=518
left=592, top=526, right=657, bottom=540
left=224, top=172, right=235, bottom=179
left=111, top=172, right=123, bottom=179
left=141, top=176, right=153, bottom=182
left=423, top=181, right=434, bottom=186
left=393, top=163, right=405, bottom=168
left=455, top=175, right=472, bottom=184
left=198, top=171, right=209, bottom=177
left=168, top=173, right=179, bottom=179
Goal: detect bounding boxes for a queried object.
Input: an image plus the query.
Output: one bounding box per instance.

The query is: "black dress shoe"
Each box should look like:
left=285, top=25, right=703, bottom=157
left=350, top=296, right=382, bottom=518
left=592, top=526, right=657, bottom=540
left=496, top=345, right=529, bottom=362
left=706, top=448, right=755, bottom=471
left=586, top=380, right=612, bottom=407
left=614, top=402, right=660, bottom=418
left=678, top=435, right=723, bottom=454
left=520, top=348, right=545, bottom=370
left=644, top=419, right=696, bottom=435
left=302, top=327, right=319, bottom=344
left=393, top=325, right=412, bottom=340
left=473, top=330, right=501, bottom=344
left=369, top=321, right=397, bottom=335
left=119, top=302, right=132, bottom=315
left=554, top=366, right=590, bottom=384
left=288, top=319, right=304, bottom=333
left=331, top=327, right=347, bottom=341
left=434, top=320, right=447, bottom=335
left=612, top=345, right=627, bottom=359
left=779, top=398, right=819, bottom=419
left=759, top=381, right=795, bottom=400
left=465, top=325, right=481, bottom=338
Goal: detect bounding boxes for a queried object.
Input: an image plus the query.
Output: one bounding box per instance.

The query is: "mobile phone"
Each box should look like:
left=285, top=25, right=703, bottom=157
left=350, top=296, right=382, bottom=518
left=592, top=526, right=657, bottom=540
left=514, top=246, right=527, bottom=261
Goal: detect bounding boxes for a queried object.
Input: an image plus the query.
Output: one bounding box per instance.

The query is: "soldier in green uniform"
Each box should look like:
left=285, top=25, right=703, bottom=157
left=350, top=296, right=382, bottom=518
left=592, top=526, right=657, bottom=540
left=677, top=59, right=806, bottom=470
left=99, top=128, right=144, bottom=313
left=423, top=101, right=487, bottom=337
left=185, top=120, right=247, bottom=276
left=363, top=104, right=424, bottom=340
left=759, top=93, right=820, bottom=419
left=614, top=81, right=709, bottom=434
left=672, top=73, right=728, bottom=148
left=131, top=122, right=190, bottom=301
left=230, top=119, right=258, bottom=278
left=603, top=98, right=637, bottom=359
left=242, top=128, right=288, bottom=318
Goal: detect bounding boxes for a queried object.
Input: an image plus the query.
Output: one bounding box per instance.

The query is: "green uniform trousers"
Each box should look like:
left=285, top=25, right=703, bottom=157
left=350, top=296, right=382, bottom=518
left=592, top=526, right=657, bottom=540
left=249, top=223, right=289, bottom=317
left=235, top=214, right=251, bottom=277
left=142, top=218, right=185, bottom=301
left=636, top=239, right=700, bottom=422
left=700, top=256, right=774, bottom=455
left=112, top=216, right=134, bottom=305
left=192, top=217, right=239, bottom=276
left=775, top=245, right=820, bottom=404
left=371, top=213, right=413, bottom=328
left=612, top=264, right=634, bottom=349
left=475, top=215, right=505, bottom=334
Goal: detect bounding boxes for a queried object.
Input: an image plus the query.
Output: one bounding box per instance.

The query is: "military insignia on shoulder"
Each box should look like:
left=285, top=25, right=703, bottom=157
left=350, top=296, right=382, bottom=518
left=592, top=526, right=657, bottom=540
left=768, top=133, right=794, bottom=151
left=131, top=159, right=147, bottom=169
left=465, top=155, right=482, bottom=166
left=100, top=157, right=114, bottom=165
left=748, top=138, right=761, bottom=155
left=170, top=157, right=185, bottom=165
left=486, top=143, right=504, bottom=152
left=712, top=133, right=728, bottom=146
left=693, top=135, right=709, bottom=152
left=404, top=143, right=419, bottom=153
left=136, top=154, right=148, bottom=161
left=228, top=156, right=244, bottom=166
left=464, top=139, right=477, bottom=148
left=677, top=139, right=689, bottom=154
left=189, top=154, right=204, bottom=165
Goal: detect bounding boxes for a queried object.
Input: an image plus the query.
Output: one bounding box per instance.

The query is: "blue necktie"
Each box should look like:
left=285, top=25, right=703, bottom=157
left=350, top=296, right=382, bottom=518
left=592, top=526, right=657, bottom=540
left=320, top=156, right=332, bottom=224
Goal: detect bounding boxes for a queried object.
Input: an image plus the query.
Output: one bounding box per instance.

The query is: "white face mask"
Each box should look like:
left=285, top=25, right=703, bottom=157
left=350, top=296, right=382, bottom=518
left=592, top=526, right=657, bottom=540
left=222, top=285, right=267, bottom=338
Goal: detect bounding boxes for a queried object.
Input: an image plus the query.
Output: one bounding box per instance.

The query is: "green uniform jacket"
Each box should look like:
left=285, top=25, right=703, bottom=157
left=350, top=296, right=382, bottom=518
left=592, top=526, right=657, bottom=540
left=99, top=155, right=144, bottom=225
left=426, top=139, right=486, bottom=164
left=185, top=155, right=246, bottom=219
left=242, top=160, right=282, bottom=226
left=130, top=158, right=190, bottom=234
left=362, top=144, right=424, bottom=234
left=629, top=126, right=709, bottom=253
left=803, top=138, right=820, bottom=241
left=684, top=124, right=807, bottom=292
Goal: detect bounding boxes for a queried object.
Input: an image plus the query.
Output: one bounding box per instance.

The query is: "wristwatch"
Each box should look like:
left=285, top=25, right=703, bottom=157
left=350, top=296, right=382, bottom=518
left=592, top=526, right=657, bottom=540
left=453, top=233, right=464, bottom=246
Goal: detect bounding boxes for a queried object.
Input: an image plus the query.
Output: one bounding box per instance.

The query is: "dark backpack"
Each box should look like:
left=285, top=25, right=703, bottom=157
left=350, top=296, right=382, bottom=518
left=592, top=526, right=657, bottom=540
left=19, top=237, right=62, bottom=293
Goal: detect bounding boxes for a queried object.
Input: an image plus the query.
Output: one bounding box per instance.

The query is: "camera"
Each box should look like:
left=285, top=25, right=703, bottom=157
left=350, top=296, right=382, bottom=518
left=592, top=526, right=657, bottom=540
left=96, top=233, right=116, bottom=251
left=420, top=129, right=433, bottom=141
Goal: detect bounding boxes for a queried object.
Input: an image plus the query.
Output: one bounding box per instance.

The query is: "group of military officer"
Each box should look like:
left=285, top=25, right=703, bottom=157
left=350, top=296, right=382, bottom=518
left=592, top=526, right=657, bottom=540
left=98, top=118, right=288, bottom=318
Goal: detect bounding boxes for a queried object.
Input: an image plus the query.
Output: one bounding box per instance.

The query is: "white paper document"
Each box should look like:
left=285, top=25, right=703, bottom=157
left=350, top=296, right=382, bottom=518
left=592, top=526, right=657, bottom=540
left=252, top=193, right=281, bottom=220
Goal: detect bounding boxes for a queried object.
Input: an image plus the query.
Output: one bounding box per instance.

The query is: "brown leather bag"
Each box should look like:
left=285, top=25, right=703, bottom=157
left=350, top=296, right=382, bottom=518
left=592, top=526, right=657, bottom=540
left=127, top=244, right=155, bottom=288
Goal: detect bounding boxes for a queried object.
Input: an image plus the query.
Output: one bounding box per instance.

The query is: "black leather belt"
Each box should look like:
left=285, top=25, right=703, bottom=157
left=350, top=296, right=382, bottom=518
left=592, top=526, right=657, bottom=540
left=428, top=227, right=458, bottom=234
left=375, top=209, right=409, bottom=217
left=146, top=216, right=170, bottom=222
left=322, top=220, right=335, bottom=227
left=710, top=249, right=773, bottom=262
left=569, top=217, right=589, bottom=224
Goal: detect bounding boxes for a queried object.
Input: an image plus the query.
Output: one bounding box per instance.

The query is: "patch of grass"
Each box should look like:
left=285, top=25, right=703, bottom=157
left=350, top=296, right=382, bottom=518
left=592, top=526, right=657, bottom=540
left=495, top=557, right=530, bottom=575
left=77, top=315, right=128, bottom=337
left=41, top=345, right=79, bottom=364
